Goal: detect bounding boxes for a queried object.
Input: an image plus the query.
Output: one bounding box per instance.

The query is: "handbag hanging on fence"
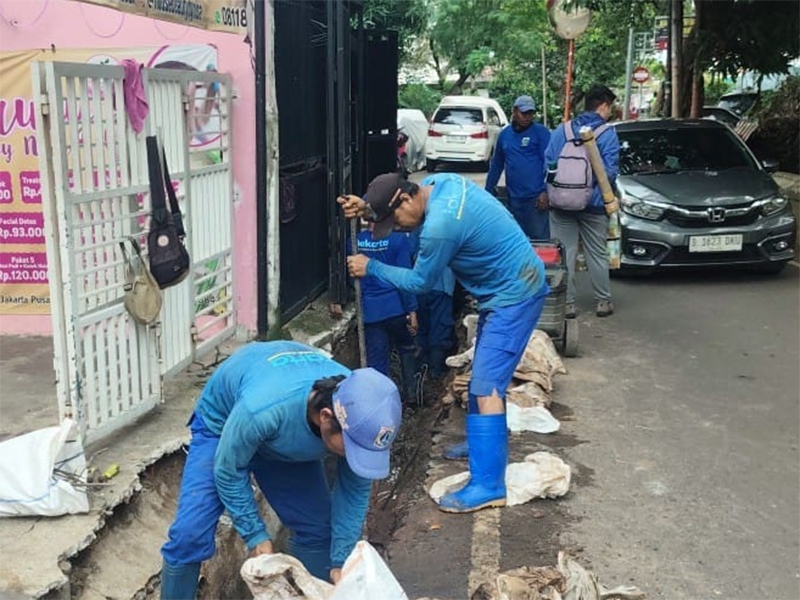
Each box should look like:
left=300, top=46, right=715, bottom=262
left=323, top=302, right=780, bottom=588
left=119, top=236, right=162, bottom=325
left=146, top=135, right=191, bottom=289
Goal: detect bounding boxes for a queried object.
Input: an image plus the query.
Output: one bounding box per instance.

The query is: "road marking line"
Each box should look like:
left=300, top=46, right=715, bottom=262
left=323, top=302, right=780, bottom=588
left=468, top=508, right=501, bottom=595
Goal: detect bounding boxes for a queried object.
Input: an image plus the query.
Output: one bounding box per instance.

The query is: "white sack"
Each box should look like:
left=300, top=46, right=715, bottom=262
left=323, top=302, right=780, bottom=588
left=241, top=553, right=334, bottom=600
left=331, top=540, right=407, bottom=600
left=429, top=452, right=570, bottom=507
left=0, top=418, right=89, bottom=517
left=507, top=402, right=560, bottom=434
left=242, top=541, right=407, bottom=600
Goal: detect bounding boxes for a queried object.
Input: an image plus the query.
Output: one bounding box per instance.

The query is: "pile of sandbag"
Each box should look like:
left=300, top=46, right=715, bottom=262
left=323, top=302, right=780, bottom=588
left=443, top=316, right=566, bottom=410
left=242, top=543, right=645, bottom=600
left=420, top=551, right=645, bottom=600
left=442, top=315, right=567, bottom=435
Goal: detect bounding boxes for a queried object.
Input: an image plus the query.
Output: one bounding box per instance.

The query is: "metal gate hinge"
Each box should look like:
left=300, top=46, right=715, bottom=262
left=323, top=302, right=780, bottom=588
left=40, top=96, right=50, bottom=115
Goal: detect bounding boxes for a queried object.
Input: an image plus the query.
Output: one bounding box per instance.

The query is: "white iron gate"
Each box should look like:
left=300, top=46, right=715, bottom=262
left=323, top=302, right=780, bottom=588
left=33, top=61, right=235, bottom=446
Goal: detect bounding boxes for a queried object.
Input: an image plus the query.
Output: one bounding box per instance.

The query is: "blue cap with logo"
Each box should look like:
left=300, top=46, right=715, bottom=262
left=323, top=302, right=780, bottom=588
left=513, top=95, right=536, bottom=112
left=333, top=367, right=402, bottom=479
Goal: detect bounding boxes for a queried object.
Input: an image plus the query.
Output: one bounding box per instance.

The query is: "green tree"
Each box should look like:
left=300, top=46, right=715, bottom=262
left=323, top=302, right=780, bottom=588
left=360, top=0, right=429, bottom=63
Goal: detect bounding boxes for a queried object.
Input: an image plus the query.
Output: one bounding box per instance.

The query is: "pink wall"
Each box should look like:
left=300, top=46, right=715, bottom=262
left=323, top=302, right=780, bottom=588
left=0, top=0, right=258, bottom=335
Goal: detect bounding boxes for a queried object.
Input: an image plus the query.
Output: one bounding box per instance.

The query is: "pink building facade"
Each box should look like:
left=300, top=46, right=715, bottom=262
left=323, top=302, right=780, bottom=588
left=0, top=0, right=259, bottom=335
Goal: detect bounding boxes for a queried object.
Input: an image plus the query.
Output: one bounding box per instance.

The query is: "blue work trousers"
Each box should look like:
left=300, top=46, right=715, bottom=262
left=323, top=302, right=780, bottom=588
left=364, top=314, right=416, bottom=375
left=508, top=196, right=550, bottom=241
left=161, top=414, right=332, bottom=570
left=469, top=292, right=547, bottom=401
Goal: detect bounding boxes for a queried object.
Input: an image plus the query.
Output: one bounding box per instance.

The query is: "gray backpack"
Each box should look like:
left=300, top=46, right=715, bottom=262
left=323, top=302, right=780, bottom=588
left=547, top=121, right=612, bottom=211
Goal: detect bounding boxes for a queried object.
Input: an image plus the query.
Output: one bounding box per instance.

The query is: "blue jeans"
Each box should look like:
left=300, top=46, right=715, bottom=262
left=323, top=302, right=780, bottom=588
left=508, top=196, right=550, bottom=240
left=469, top=293, right=547, bottom=401
left=161, top=414, right=332, bottom=572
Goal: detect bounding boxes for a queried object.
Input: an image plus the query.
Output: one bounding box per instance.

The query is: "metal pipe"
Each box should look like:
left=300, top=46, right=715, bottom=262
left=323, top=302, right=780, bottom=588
left=623, top=28, right=634, bottom=120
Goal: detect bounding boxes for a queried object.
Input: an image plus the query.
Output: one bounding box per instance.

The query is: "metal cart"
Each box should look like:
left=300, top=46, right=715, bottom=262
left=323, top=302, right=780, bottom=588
left=531, top=239, right=579, bottom=357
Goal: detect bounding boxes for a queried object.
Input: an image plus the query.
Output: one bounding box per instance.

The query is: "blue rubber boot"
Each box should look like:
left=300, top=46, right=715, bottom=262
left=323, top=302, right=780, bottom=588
left=443, top=440, right=468, bottom=461
left=442, top=394, right=479, bottom=460
left=289, top=539, right=331, bottom=581
left=160, top=560, right=201, bottom=600
left=438, top=413, right=508, bottom=513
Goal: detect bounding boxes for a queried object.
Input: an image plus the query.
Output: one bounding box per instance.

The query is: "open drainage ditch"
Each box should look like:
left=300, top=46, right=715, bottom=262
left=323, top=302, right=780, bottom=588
left=48, top=323, right=449, bottom=599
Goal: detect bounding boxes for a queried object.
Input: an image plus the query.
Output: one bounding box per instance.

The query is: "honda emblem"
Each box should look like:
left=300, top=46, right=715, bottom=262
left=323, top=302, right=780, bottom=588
left=707, top=207, right=726, bottom=223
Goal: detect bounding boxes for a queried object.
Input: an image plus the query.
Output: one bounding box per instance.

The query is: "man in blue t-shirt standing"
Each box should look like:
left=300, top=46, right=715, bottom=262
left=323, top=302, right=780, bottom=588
left=338, top=173, right=549, bottom=514
left=485, top=95, right=551, bottom=240
left=355, top=225, right=419, bottom=404
left=159, top=341, right=401, bottom=599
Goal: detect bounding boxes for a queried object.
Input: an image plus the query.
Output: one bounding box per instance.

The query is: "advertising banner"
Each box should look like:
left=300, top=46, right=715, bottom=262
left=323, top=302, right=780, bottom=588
left=69, top=0, right=247, bottom=35
left=0, top=44, right=218, bottom=315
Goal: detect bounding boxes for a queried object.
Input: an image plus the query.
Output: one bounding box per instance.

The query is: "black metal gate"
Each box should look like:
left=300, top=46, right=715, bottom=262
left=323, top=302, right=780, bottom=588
left=273, top=0, right=398, bottom=321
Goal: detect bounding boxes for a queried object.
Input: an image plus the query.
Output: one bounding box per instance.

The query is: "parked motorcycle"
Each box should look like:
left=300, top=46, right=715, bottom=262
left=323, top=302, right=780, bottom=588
left=396, top=128, right=410, bottom=177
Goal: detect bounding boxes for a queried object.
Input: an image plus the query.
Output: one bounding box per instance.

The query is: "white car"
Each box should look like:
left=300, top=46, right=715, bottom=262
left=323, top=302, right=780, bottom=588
left=425, top=96, right=508, bottom=172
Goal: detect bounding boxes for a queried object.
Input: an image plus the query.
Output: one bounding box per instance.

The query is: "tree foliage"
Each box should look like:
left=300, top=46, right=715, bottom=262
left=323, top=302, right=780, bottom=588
left=359, top=0, right=429, bottom=62
left=378, top=0, right=799, bottom=121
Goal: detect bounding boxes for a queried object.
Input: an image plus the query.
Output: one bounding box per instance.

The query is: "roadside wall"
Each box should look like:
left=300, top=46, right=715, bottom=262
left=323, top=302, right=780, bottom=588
left=0, top=0, right=259, bottom=335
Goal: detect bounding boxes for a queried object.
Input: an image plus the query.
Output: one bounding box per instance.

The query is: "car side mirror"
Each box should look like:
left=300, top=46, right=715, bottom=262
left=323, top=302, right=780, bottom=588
left=761, top=158, right=780, bottom=173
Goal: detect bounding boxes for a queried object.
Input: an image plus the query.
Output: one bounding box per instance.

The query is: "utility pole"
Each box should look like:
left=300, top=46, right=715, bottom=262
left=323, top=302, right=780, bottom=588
left=670, top=0, right=682, bottom=117
left=623, top=27, right=634, bottom=119
left=541, top=46, right=548, bottom=128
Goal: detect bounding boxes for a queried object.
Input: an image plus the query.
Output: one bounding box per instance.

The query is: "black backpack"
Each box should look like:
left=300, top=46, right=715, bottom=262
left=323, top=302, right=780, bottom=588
left=146, top=136, right=191, bottom=289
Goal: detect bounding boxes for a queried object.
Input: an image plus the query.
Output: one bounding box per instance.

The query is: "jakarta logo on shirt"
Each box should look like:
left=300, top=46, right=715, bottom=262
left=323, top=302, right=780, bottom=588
left=521, top=136, right=530, bottom=147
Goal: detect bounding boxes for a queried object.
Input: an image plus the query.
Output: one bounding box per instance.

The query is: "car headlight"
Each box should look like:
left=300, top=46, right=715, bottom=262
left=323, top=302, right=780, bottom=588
left=760, top=196, right=788, bottom=216
left=619, top=195, right=667, bottom=220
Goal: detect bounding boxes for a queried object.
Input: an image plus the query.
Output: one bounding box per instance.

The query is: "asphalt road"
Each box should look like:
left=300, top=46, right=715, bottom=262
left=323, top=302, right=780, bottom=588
left=394, top=166, right=800, bottom=600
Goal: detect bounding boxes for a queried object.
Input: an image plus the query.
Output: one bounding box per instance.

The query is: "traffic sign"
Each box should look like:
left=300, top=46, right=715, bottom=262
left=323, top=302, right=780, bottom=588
left=632, top=66, right=650, bottom=84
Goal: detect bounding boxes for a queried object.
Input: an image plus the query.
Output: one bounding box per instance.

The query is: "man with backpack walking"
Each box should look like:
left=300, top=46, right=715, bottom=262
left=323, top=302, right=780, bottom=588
left=485, top=95, right=552, bottom=239
left=544, top=84, right=620, bottom=318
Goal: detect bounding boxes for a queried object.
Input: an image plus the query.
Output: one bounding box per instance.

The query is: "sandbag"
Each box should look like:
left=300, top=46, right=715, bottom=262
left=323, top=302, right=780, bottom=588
left=429, top=452, right=570, bottom=507
left=242, top=541, right=407, bottom=600
left=0, top=419, right=89, bottom=517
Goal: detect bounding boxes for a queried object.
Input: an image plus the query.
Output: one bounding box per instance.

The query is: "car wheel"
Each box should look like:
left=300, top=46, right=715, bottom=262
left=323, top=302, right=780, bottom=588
left=426, top=159, right=437, bottom=173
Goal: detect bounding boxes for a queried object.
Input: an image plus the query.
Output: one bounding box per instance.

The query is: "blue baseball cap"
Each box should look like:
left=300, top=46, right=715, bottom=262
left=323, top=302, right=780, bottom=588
left=333, top=368, right=402, bottom=479
left=513, top=95, right=536, bottom=112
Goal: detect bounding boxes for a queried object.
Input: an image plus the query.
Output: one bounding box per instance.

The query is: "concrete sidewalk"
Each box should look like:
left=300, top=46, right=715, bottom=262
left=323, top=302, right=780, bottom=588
left=0, top=301, right=356, bottom=599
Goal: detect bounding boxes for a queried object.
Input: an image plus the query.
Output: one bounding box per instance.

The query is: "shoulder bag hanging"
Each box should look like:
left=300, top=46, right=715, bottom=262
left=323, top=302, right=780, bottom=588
left=119, top=236, right=162, bottom=325
left=146, top=135, right=191, bottom=289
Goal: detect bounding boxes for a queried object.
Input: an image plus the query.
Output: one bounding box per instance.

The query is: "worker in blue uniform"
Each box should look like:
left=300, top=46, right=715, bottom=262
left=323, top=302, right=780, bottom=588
left=338, top=173, right=548, bottom=514
left=485, top=95, right=551, bottom=239
left=159, top=341, right=402, bottom=599
left=354, top=223, right=419, bottom=404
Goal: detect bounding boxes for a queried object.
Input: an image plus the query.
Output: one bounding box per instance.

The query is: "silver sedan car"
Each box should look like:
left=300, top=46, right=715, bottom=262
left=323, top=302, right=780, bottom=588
left=614, top=119, right=796, bottom=274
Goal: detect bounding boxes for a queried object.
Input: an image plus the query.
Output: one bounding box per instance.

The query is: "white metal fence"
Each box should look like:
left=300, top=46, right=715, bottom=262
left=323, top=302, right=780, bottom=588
left=33, top=61, right=235, bottom=446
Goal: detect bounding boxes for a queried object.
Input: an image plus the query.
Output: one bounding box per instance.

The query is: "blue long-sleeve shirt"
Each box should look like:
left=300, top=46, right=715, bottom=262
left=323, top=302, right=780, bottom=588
left=366, top=173, right=547, bottom=310
left=194, top=341, right=371, bottom=567
left=544, top=111, right=620, bottom=213
left=485, top=122, right=551, bottom=199
left=356, top=230, right=418, bottom=323
left=406, top=228, right=456, bottom=296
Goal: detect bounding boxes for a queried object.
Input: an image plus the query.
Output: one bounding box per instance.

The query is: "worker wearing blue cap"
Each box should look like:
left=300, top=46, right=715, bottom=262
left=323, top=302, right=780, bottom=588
left=160, top=341, right=402, bottom=599
left=485, top=95, right=551, bottom=240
